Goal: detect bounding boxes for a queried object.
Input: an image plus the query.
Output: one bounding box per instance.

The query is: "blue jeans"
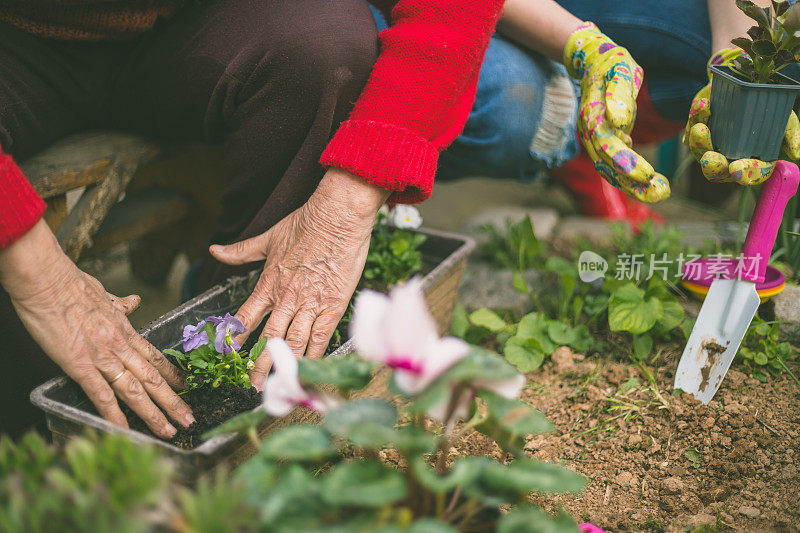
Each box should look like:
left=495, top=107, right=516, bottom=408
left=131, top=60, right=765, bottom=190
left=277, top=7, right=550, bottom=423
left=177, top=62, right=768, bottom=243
left=371, top=7, right=578, bottom=182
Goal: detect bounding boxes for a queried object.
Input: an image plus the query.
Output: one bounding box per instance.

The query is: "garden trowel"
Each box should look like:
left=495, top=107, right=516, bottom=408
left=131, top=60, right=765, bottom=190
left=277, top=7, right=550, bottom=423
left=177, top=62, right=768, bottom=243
left=675, top=160, right=800, bottom=403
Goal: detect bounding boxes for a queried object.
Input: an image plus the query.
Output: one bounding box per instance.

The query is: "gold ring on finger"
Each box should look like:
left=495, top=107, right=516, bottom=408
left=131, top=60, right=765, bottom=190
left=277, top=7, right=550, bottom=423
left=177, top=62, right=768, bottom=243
left=109, top=369, right=126, bottom=385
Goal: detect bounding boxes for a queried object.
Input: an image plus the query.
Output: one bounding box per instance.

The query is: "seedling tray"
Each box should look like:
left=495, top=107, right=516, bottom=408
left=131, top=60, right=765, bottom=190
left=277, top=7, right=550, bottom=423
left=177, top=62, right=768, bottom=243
left=31, top=228, right=474, bottom=483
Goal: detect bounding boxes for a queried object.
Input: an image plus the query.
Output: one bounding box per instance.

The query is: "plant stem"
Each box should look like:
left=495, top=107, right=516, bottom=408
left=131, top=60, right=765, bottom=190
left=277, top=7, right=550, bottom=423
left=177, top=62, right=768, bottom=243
left=778, top=358, right=800, bottom=387
left=442, top=487, right=461, bottom=519
left=434, top=385, right=466, bottom=475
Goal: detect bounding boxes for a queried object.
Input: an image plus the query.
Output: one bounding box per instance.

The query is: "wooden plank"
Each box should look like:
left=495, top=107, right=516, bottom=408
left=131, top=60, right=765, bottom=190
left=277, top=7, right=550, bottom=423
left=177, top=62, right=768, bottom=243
left=21, top=132, right=160, bottom=199
left=42, top=195, right=68, bottom=231
left=83, top=189, right=190, bottom=256
left=55, top=142, right=160, bottom=261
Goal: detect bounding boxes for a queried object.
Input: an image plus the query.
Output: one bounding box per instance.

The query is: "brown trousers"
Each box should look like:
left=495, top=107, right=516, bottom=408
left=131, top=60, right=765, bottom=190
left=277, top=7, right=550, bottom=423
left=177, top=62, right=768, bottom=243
left=0, top=0, right=379, bottom=437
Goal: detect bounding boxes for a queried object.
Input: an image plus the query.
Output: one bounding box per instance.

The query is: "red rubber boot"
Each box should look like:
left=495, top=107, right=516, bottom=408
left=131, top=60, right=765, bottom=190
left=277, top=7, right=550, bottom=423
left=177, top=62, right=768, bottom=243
left=552, top=151, right=665, bottom=227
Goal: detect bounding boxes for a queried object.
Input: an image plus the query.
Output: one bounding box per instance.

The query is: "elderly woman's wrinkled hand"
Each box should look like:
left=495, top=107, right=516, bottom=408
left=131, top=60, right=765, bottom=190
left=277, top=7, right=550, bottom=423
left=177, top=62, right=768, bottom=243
left=0, top=221, right=193, bottom=438
left=210, top=168, right=389, bottom=391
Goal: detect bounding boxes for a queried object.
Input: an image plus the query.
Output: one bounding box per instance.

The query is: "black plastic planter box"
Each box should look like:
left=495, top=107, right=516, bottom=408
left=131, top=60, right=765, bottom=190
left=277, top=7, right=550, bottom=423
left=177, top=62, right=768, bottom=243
left=31, top=228, right=474, bottom=484
left=709, top=64, right=800, bottom=161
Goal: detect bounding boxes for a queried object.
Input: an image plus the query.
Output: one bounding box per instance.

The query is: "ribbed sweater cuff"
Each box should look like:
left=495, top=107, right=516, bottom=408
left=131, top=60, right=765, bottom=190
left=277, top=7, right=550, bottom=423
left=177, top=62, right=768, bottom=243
left=0, top=154, right=46, bottom=249
left=320, top=120, right=439, bottom=204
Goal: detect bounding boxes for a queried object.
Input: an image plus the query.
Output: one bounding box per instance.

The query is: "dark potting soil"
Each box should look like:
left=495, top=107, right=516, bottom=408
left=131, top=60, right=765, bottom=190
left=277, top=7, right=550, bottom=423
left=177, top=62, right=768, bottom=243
left=125, top=383, right=261, bottom=449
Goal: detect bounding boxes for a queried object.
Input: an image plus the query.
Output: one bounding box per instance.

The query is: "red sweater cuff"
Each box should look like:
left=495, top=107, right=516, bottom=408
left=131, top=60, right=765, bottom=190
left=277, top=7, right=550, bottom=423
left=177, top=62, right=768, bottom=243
left=320, top=119, right=439, bottom=205
left=0, top=153, right=46, bottom=249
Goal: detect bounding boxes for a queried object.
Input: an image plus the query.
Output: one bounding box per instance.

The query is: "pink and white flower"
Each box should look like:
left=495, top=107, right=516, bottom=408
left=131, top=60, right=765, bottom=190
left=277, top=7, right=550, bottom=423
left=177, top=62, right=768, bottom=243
left=350, top=278, right=468, bottom=395
left=426, top=373, right=526, bottom=423
left=262, top=338, right=340, bottom=417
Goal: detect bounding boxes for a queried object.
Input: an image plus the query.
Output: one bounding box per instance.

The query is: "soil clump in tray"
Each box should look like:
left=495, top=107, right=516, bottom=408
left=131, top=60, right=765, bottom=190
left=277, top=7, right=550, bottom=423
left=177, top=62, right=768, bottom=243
left=126, top=384, right=261, bottom=449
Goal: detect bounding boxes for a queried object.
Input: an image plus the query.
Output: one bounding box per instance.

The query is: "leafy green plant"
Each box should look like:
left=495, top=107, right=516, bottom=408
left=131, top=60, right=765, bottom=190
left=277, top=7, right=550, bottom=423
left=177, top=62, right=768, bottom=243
left=163, top=314, right=267, bottom=390
left=362, top=209, right=427, bottom=289
left=730, top=0, right=800, bottom=84
left=0, top=432, right=171, bottom=533
left=464, top=219, right=690, bottom=372
left=738, top=317, right=800, bottom=382
left=456, top=307, right=596, bottom=372
left=478, top=216, right=541, bottom=271
left=606, top=277, right=685, bottom=361
left=210, top=283, right=585, bottom=531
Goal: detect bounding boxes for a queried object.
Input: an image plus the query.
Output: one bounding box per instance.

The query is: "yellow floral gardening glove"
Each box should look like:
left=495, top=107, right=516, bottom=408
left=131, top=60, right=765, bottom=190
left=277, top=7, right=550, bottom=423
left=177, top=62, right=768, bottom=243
left=564, top=22, right=670, bottom=203
left=684, top=47, right=800, bottom=185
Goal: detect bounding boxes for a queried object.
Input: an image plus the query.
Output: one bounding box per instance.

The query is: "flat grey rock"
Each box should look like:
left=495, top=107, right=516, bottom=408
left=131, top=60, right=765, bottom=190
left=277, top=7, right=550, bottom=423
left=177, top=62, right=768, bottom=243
left=461, top=206, right=559, bottom=241
left=458, top=261, right=540, bottom=315
left=771, top=283, right=800, bottom=342
left=554, top=216, right=616, bottom=244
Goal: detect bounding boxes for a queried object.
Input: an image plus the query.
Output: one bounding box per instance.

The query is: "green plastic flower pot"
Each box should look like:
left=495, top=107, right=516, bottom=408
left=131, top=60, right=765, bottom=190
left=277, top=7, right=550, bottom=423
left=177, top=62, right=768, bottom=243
left=708, top=64, right=800, bottom=161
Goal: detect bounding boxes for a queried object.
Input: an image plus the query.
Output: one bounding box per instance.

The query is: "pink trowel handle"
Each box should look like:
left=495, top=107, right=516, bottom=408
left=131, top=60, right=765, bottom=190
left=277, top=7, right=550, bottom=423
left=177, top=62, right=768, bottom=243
left=741, top=161, right=800, bottom=284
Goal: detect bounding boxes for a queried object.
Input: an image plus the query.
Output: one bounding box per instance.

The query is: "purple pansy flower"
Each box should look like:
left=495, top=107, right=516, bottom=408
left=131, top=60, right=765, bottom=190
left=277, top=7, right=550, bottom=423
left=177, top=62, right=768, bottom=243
left=181, top=320, right=209, bottom=352
left=208, top=313, right=247, bottom=354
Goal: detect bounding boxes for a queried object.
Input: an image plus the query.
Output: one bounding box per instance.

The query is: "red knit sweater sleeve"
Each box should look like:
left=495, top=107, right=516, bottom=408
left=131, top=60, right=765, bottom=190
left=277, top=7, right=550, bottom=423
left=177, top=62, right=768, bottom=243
left=0, top=152, right=46, bottom=249
left=320, top=0, right=504, bottom=204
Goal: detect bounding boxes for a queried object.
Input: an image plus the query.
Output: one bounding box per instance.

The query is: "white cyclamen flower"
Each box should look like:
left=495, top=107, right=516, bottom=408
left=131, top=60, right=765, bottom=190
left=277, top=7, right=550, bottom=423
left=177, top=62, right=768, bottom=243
left=388, top=205, right=422, bottom=230
left=262, top=338, right=339, bottom=416
left=350, top=278, right=468, bottom=395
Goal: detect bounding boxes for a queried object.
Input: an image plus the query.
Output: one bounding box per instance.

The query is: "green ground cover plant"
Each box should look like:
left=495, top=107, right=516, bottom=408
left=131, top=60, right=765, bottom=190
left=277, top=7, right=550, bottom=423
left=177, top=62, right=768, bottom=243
left=2, top=281, right=586, bottom=533
left=471, top=217, right=798, bottom=384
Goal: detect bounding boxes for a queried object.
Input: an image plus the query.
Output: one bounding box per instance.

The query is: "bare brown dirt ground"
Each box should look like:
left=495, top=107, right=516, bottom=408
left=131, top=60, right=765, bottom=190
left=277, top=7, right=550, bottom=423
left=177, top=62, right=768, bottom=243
left=456, top=346, right=800, bottom=532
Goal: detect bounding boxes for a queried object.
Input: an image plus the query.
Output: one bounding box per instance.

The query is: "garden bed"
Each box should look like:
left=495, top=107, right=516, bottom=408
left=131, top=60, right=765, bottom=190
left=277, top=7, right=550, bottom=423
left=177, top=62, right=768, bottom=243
left=31, top=227, right=474, bottom=483
left=454, top=345, right=800, bottom=531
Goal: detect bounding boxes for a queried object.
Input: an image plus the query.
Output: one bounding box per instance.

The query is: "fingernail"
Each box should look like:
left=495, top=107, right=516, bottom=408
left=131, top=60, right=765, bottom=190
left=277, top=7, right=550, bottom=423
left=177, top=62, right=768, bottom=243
left=164, top=423, right=177, bottom=438
left=209, top=244, right=223, bottom=254
left=183, top=413, right=196, bottom=427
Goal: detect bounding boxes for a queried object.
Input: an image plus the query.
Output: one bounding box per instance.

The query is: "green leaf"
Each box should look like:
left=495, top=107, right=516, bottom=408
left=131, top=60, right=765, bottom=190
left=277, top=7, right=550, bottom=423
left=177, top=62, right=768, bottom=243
left=321, top=461, right=407, bottom=507
left=656, top=300, right=685, bottom=332
left=408, top=520, right=459, bottom=533
left=632, top=334, right=653, bottom=361
left=685, top=446, right=702, bottom=469
left=202, top=409, right=269, bottom=441
left=324, top=399, right=399, bottom=448
left=298, top=355, right=375, bottom=390
left=260, top=425, right=337, bottom=462
left=480, top=391, right=553, bottom=435
left=498, top=508, right=578, bottom=533
left=469, top=308, right=508, bottom=333
left=451, top=303, right=470, bottom=338
left=773, top=0, right=790, bottom=16
left=737, top=0, right=772, bottom=29
left=545, top=256, right=576, bottom=277
left=752, top=39, right=778, bottom=56
left=608, top=283, right=663, bottom=334
left=732, top=37, right=755, bottom=56
left=784, top=1, right=800, bottom=31
left=517, top=313, right=557, bottom=353
left=547, top=321, right=577, bottom=346
left=508, top=216, right=540, bottom=270
left=410, top=456, right=488, bottom=494
left=162, top=348, right=184, bottom=359
left=512, top=271, right=530, bottom=294
left=481, top=458, right=586, bottom=495
left=325, top=399, right=396, bottom=433
left=249, top=337, right=268, bottom=359
left=754, top=351, right=769, bottom=365
left=567, top=324, right=595, bottom=353
left=504, top=338, right=546, bottom=372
